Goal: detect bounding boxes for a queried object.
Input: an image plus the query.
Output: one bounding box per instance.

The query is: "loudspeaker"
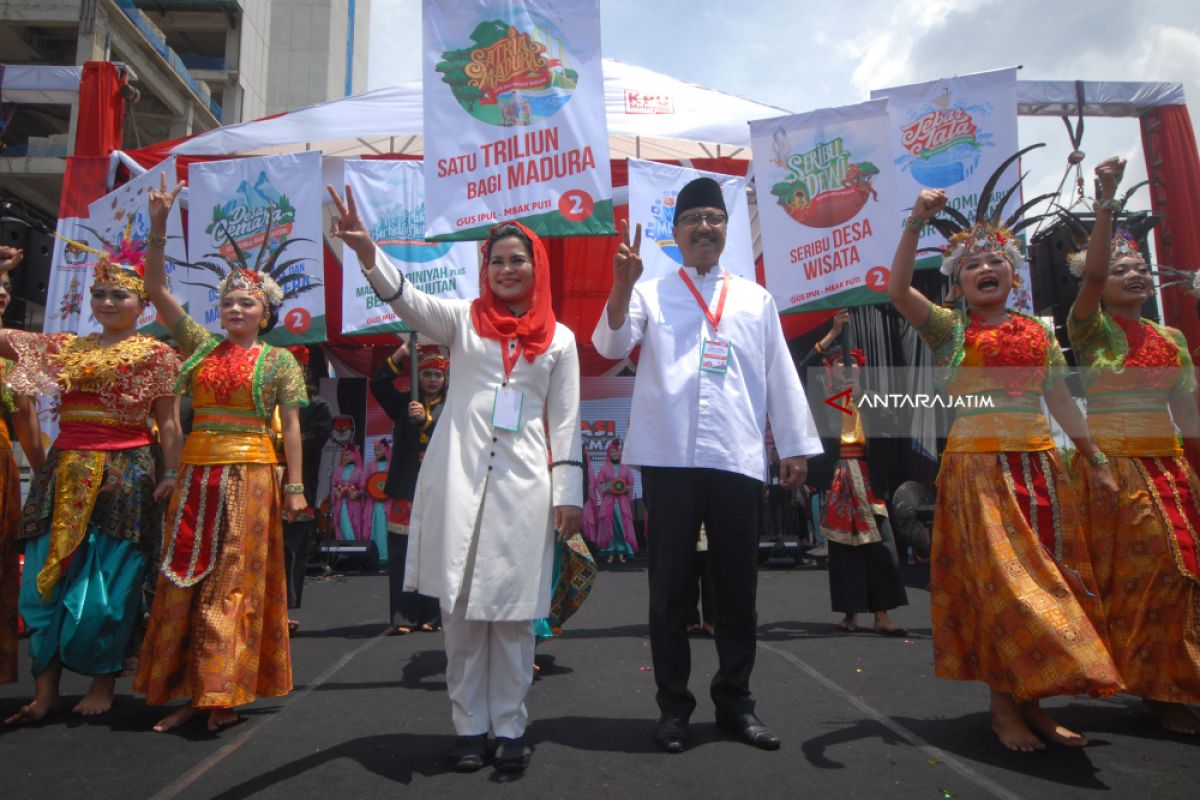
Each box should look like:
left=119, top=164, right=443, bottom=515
left=317, top=540, right=379, bottom=572
left=13, top=228, right=53, bottom=306
left=0, top=215, right=29, bottom=251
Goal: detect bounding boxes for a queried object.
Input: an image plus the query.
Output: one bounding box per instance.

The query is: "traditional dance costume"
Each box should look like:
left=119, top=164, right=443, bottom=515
left=0, top=360, right=28, bottom=684
left=1069, top=306, right=1200, bottom=702
left=134, top=315, right=306, bottom=709
left=8, top=332, right=178, bottom=679
left=918, top=304, right=1122, bottom=700
left=595, top=445, right=637, bottom=562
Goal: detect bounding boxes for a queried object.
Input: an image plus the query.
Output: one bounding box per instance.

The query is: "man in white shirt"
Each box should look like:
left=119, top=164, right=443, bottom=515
left=592, top=177, right=822, bottom=753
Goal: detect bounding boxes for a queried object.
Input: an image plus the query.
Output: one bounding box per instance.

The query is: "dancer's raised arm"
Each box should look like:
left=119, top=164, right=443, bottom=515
left=145, top=174, right=187, bottom=330
left=887, top=189, right=948, bottom=326
left=1071, top=157, right=1126, bottom=323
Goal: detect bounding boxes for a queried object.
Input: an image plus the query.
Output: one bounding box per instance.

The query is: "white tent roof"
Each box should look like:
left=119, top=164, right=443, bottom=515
left=170, top=58, right=787, bottom=159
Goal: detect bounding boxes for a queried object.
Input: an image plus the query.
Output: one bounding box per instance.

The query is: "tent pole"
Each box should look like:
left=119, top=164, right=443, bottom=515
left=635, top=135, right=640, bottom=159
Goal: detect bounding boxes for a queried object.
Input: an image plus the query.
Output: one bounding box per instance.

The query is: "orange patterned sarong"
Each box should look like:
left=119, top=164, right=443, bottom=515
left=931, top=452, right=1123, bottom=701
left=0, top=448, right=22, bottom=685
left=134, top=463, right=292, bottom=707
left=1075, top=456, right=1200, bottom=703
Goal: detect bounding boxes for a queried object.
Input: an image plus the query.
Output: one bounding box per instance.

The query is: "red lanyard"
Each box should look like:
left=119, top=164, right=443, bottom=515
left=678, top=268, right=731, bottom=334
left=501, top=339, right=524, bottom=378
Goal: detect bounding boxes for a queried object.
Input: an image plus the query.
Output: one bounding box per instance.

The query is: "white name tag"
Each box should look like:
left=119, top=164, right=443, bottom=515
left=700, top=338, right=731, bottom=374
left=492, top=385, right=524, bottom=431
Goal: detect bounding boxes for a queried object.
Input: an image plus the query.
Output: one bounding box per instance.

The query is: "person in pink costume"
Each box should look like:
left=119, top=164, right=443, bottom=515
left=595, top=439, right=638, bottom=564
left=331, top=444, right=368, bottom=542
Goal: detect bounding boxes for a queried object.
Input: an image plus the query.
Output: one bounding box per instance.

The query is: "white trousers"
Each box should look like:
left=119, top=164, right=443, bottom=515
left=442, top=597, right=534, bottom=738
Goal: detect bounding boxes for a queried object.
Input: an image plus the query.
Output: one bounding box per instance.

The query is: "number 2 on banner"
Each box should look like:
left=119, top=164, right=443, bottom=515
left=558, top=190, right=595, bottom=222
left=866, top=266, right=890, bottom=291
left=285, top=308, right=312, bottom=334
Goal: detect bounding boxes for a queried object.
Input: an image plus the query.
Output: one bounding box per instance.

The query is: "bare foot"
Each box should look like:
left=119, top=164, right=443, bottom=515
left=389, top=626, right=412, bottom=636
left=207, top=708, right=240, bottom=732
left=837, top=615, right=857, bottom=632
left=1146, top=700, right=1200, bottom=734
left=4, top=696, right=62, bottom=726
left=872, top=612, right=907, bottom=636
left=153, top=705, right=200, bottom=733
left=73, top=675, right=116, bottom=716
left=990, top=691, right=1045, bottom=752
left=1020, top=701, right=1087, bottom=747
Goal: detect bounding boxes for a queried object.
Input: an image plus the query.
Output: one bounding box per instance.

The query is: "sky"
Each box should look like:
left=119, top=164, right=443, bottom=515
left=367, top=0, right=1200, bottom=213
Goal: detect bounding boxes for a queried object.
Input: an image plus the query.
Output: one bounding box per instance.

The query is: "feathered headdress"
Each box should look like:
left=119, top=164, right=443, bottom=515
left=1057, top=181, right=1157, bottom=279
left=56, top=219, right=148, bottom=299
left=919, top=144, right=1055, bottom=280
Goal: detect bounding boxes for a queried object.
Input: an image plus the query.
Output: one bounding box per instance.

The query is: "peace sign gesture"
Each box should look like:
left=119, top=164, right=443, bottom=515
left=613, top=219, right=643, bottom=290
left=325, top=183, right=376, bottom=265
left=148, top=173, right=185, bottom=230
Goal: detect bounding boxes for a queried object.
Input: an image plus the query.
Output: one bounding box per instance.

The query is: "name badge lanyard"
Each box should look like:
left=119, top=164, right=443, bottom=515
left=678, top=268, right=731, bottom=336
left=493, top=338, right=525, bottom=432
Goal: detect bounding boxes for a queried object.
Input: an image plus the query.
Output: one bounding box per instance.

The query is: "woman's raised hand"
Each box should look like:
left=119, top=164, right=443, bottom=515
left=148, top=174, right=185, bottom=230
left=911, top=189, right=948, bottom=222
left=326, top=184, right=376, bottom=264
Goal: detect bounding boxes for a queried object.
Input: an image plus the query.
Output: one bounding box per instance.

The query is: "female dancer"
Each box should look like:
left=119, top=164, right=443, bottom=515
left=594, top=439, right=637, bottom=564
left=133, top=177, right=308, bottom=733
left=886, top=151, right=1123, bottom=751
left=0, top=248, right=46, bottom=690
left=330, top=444, right=367, bottom=542
left=1, top=238, right=180, bottom=724
left=370, top=342, right=448, bottom=634
left=1068, top=156, right=1200, bottom=734
left=330, top=183, right=582, bottom=773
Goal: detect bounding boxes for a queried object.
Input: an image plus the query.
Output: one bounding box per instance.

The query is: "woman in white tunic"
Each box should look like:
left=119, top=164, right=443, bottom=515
left=328, top=186, right=583, bottom=774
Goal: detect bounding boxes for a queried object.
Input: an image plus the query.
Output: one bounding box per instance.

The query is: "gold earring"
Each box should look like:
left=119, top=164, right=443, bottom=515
left=259, top=319, right=269, bottom=330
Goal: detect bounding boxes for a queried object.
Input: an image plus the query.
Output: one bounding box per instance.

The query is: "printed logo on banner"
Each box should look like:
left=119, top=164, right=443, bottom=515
left=186, top=170, right=322, bottom=333
left=435, top=16, right=579, bottom=127
left=582, top=419, right=616, bottom=456
left=646, top=192, right=682, bottom=264
left=769, top=133, right=880, bottom=229
left=624, top=90, right=674, bottom=115
left=895, top=91, right=994, bottom=189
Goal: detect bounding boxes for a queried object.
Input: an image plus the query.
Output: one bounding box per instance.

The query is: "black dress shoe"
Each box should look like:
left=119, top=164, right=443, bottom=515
left=449, top=734, right=489, bottom=772
left=717, top=713, right=781, bottom=750
left=655, top=716, right=689, bottom=753
left=494, top=736, right=532, bottom=772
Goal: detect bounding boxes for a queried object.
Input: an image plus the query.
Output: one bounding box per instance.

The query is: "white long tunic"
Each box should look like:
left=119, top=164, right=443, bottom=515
left=592, top=264, right=822, bottom=481
left=364, top=249, right=583, bottom=621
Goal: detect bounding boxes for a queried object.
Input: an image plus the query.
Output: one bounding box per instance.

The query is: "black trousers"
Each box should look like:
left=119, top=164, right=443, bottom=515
left=282, top=519, right=314, bottom=609
left=827, top=517, right=909, bottom=614
left=388, top=532, right=441, bottom=628
left=642, top=466, right=762, bottom=721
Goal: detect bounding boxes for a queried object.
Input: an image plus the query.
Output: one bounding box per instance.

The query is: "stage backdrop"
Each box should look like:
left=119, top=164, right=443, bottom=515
left=751, top=98, right=901, bottom=313
left=186, top=151, right=326, bottom=344
left=340, top=159, right=480, bottom=335
left=627, top=158, right=755, bottom=282
left=44, top=158, right=186, bottom=337
left=422, top=0, right=614, bottom=239
left=871, top=67, right=1031, bottom=311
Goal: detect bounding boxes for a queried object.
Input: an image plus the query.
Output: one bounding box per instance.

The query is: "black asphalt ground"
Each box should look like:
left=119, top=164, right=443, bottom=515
left=1, top=560, right=1196, bottom=800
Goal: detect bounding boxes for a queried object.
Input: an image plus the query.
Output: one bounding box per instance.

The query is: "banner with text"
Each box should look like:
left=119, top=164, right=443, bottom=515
left=750, top=99, right=901, bottom=312
left=870, top=68, right=1029, bottom=310
left=186, top=151, right=326, bottom=344
left=44, top=159, right=186, bottom=337
left=423, top=0, right=614, bottom=239
left=341, top=159, right=480, bottom=335
left=627, top=159, right=755, bottom=283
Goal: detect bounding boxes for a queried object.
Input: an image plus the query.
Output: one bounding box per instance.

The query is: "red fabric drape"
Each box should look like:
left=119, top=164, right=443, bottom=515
left=73, top=62, right=124, bottom=158
left=1141, top=105, right=1200, bottom=356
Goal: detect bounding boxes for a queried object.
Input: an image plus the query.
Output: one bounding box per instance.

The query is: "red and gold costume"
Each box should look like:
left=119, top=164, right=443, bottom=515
left=135, top=316, right=306, bottom=709
left=918, top=303, right=1123, bottom=701
left=0, top=359, right=23, bottom=684
left=6, top=331, right=178, bottom=678
left=1068, top=306, right=1200, bottom=703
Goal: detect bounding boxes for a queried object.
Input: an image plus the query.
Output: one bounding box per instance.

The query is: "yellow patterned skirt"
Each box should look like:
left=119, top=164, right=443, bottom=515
left=0, top=448, right=21, bottom=685
left=931, top=451, right=1123, bottom=701
left=134, top=463, right=292, bottom=707
left=1074, top=456, right=1200, bottom=703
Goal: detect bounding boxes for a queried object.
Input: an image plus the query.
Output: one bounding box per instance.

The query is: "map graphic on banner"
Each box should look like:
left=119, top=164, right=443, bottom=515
left=423, top=0, right=614, bottom=239
left=44, top=158, right=186, bottom=336
left=750, top=99, right=901, bottom=313
left=340, top=159, right=480, bottom=335
left=627, top=159, right=755, bottom=283
left=186, top=151, right=325, bottom=344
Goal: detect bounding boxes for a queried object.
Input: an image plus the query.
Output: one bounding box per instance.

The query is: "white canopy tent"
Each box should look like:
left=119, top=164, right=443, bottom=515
left=169, top=58, right=787, bottom=159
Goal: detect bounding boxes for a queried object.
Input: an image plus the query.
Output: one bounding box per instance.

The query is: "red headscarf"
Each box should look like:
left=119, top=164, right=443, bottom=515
left=469, top=221, right=557, bottom=364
